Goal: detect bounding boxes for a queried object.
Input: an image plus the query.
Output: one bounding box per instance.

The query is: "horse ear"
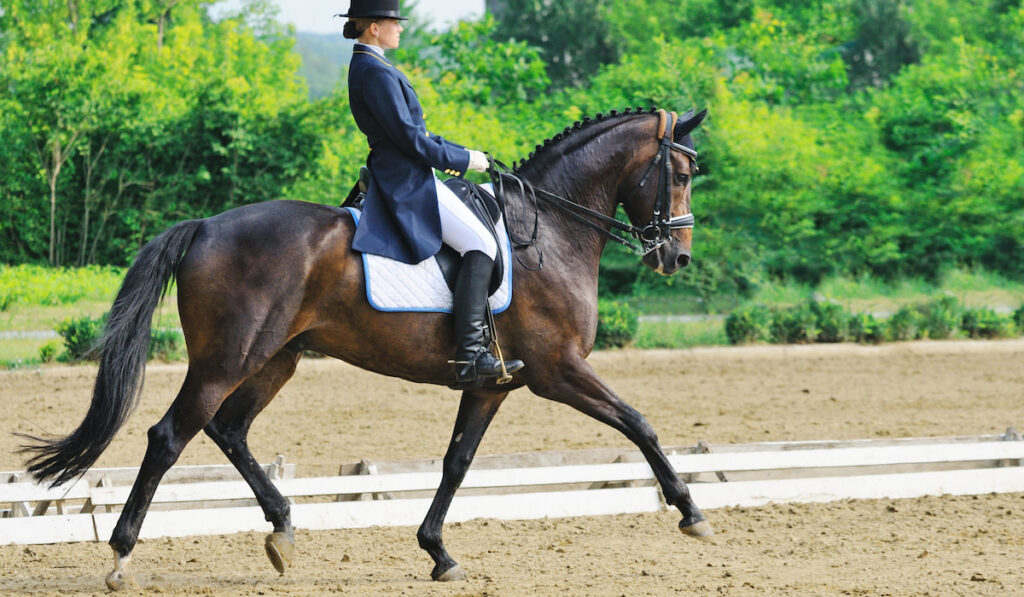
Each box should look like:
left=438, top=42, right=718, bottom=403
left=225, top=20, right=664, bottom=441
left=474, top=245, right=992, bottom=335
left=674, top=108, right=708, bottom=140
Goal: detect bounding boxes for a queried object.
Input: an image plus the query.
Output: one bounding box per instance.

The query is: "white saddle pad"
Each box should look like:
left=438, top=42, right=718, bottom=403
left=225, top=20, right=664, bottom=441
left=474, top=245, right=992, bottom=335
left=344, top=205, right=512, bottom=314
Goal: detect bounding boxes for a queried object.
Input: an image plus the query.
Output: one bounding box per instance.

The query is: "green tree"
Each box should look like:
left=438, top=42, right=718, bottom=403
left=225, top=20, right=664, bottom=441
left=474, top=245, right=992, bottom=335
left=489, top=0, right=617, bottom=87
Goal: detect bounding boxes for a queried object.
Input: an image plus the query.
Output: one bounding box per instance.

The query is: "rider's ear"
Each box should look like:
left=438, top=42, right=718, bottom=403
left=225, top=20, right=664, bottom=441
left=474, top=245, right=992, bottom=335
left=674, top=109, right=708, bottom=140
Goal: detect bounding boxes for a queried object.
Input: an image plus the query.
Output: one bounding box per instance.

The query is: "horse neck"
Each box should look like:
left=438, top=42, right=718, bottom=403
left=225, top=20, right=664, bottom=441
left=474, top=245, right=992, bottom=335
left=514, top=117, right=646, bottom=265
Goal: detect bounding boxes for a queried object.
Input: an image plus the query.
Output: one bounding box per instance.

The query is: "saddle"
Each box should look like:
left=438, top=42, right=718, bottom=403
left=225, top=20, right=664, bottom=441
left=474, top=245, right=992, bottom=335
left=343, top=168, right=504, bottom=296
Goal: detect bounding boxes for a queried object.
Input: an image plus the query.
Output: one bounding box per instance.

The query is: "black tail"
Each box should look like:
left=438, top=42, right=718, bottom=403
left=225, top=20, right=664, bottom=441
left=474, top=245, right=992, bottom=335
left=19, top=219, right=203, bottom=487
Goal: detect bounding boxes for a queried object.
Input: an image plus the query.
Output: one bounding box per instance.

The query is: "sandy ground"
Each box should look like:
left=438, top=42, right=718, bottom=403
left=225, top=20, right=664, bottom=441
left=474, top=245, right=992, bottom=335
left=1, top=339, right=1023, bottom=595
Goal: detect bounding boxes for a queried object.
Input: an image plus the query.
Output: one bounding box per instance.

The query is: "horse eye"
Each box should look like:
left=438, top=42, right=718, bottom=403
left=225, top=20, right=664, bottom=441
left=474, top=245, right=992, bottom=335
left=674, top=173, right=691, bottom=186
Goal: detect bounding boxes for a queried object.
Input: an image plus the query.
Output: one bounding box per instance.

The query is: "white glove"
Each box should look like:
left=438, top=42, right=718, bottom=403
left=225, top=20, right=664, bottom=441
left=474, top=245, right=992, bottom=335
left=467, top=150, right=489, bottom=173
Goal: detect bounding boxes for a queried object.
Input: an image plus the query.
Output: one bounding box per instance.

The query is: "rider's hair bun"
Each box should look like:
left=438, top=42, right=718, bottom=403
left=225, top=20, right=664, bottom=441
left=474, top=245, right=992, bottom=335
left=342, top=21, right=361, bottom=39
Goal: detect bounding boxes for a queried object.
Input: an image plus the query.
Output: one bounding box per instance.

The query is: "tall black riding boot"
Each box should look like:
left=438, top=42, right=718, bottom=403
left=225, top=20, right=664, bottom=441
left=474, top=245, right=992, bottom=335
left=451, top=251, right=524, bottom=389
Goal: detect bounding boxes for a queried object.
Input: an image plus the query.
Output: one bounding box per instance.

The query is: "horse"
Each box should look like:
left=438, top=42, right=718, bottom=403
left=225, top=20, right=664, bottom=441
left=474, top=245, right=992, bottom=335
left=21, top=107, right=711, bottom=590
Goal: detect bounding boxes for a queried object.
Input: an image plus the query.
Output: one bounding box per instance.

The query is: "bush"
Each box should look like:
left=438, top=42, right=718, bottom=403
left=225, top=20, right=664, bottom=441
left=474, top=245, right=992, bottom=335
left=960, top=308, right=1014, bottom=339
left=812, top=301, right=849, bottom=343
left=725, top=304, right=772, bottom=344
left=38, top=340, right=59, bottom=363
left=770, top=303, right=818, bottom=344
left=595, top=299, right=639, bottom=348
left=149, top=329, right=184, bottom=361
left=918, top=295, right=960, bottom=339
left=887, top=305, right=923, bottom=341
left=55, top=313, right=107, bottom=361
left=848, top=312, right=887, bottom=344
left=1013, top=304, right=1024, bottom=333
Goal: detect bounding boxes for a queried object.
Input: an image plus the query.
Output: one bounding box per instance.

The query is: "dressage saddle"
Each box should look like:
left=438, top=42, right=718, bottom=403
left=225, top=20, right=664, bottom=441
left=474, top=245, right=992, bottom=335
left=343, top=169, right=504, bottom=296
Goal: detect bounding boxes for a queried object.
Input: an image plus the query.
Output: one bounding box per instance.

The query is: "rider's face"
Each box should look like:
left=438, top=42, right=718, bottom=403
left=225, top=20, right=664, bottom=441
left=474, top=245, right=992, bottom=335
left=373, top=19, right=403, bottom=50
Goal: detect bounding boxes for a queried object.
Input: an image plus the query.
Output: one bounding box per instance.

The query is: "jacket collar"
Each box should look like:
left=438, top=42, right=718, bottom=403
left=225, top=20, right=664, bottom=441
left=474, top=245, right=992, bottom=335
left=354, top=43, right=392, bottom=66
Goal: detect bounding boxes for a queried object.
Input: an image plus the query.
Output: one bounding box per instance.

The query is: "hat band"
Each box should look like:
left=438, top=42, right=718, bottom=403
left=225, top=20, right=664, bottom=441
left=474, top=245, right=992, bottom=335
left=336, top=10, right=408, bottom=20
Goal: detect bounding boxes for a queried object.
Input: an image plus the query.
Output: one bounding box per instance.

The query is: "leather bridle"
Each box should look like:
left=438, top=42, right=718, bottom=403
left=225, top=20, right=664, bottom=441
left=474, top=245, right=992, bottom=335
left=487, top=110, right=697, bottom=263
left=634, top=109, right=698, bottom=255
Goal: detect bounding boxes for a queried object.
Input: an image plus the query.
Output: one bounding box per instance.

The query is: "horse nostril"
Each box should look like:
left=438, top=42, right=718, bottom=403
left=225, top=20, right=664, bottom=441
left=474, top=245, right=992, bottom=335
left=676, top=253, right=691, bottom=269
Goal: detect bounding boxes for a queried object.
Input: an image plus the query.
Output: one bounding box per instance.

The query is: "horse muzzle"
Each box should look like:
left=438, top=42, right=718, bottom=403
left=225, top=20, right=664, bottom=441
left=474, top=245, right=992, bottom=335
left=642, top=242, right=691, bottom=276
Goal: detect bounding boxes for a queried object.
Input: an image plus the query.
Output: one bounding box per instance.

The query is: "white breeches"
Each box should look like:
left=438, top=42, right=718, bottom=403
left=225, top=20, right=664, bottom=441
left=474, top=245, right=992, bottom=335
left=435, top=177, right=498, bottom=260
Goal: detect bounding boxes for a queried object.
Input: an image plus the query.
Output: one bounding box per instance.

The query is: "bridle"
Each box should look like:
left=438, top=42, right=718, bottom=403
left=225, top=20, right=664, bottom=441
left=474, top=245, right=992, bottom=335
left=634, top=109, right=698, bottom=255
left=487, top=109, right=698, bottom=264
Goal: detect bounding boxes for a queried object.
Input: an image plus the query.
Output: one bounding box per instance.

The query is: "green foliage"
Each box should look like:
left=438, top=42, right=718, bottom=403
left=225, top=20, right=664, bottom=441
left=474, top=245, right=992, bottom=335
left=769, top=302, right=818, bottom=344
left=410, top=16, right=550, bottom=106
left=960, top=308, right=1015, bottom=339
left=1015, top=304, right=1024, bottom=332
left=595, top=299, right=639, bottom=349
left=0, top=0, right=312, bottom=266
left=56, top=313, right=106, bottom=361
left=917, top=295, right=961, bottom=339
left=489, top=0, right=617, bottom=87
left=812, top=301, right=850, bottom=343
left=149, top=328, right=184, bottom=361
left=1, top=0, right=1022, bottom=318
left=724, top=304, right=772, bottom=344
left=848, top=312, right=887, bottom=344
left=53, top=312, right=185, bottom=361
left=38, top=340, right=59, bottom=363
left=887, top=305, right=923, bottom=341
left=0, top=264, right=123, bottom=307
left=843, top=0, right=921, bottom=89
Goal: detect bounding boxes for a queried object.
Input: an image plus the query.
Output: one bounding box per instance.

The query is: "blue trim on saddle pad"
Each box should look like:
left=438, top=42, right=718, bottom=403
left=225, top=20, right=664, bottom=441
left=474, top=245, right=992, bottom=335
left=344, top=207, right=513, bottom=314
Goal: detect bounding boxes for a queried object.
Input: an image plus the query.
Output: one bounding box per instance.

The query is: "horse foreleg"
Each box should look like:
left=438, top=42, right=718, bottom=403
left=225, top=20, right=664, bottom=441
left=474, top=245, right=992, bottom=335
left=106, top=372, right=234, bottom=591
left=529, top=355, right=713, bottom=540
left=417, top=389, right=507, bottom=582
left=204, top=348, right=302, bottom=575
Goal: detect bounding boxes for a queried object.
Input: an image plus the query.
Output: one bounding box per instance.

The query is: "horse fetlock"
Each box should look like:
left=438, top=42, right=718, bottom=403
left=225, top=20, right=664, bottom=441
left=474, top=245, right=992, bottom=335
left=416, top=527, right=441, bottom=551
left=264, top=531, right=295, bottom=574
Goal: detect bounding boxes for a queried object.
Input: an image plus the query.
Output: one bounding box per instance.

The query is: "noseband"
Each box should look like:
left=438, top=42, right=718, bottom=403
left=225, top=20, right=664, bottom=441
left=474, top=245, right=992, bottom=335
left=487, top=110, right=698, bottom=261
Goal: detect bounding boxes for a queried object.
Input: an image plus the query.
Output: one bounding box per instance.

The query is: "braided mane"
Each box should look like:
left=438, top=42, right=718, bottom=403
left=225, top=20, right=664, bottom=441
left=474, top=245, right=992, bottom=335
left=512, top=107, right=662, bottom=172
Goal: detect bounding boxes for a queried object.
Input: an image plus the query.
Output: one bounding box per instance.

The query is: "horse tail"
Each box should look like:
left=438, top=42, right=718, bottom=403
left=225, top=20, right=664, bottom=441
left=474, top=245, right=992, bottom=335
left=20, top=219, right=203, bottom=487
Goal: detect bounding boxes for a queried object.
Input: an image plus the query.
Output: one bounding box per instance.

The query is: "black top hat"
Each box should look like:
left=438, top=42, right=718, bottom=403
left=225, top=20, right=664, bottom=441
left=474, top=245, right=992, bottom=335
left=336, top=0, right=408, bottom=20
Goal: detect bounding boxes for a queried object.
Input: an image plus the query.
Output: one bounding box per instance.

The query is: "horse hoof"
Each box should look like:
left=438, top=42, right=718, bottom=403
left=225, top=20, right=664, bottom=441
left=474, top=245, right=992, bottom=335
left=679, top=518, right=715, bottom=542
left=105, top=569, right=135, bottom=592
left=433, top=564, right=467, bottom=582
left=265, top=532, right=295, bottom=574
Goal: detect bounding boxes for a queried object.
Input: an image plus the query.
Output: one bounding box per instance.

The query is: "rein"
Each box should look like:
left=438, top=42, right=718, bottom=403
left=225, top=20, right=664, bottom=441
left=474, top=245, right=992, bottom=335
left=487, top=110, right=698, bottom=266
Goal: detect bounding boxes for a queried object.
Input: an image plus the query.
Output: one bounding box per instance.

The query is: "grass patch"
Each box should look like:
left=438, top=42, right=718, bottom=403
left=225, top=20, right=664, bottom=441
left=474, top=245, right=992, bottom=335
left=0, top=264, right=126, bottom=308
left=752, top=268, right=1024, bottom=315
left=0, top=337, right=51, bottom=366
left=635, top=318, right=728, bottom=349
left=629, top=268, right=1024, bottom=319
left=0, top=298, right=181, bottom=333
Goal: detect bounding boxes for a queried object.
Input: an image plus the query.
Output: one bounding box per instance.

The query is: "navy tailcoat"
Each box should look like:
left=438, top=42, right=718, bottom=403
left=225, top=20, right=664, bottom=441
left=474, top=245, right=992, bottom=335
left=348, top=44, right=471, bottom=264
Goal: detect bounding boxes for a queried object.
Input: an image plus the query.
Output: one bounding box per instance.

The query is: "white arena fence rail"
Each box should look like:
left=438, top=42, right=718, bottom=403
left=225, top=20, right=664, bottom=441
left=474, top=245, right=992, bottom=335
left=2, top=430, right=1021, bottom=545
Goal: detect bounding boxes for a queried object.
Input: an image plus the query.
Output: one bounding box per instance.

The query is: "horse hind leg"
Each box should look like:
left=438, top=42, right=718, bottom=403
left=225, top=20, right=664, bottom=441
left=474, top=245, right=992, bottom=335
left=105, top=369, right=241, bottom=591
left=203, top=347, right=302, bottom=575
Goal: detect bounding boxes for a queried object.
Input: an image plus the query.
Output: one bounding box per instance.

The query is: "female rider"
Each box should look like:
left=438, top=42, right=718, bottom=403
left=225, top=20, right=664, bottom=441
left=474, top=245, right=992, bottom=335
left=339, top=0, right=523, bottom=387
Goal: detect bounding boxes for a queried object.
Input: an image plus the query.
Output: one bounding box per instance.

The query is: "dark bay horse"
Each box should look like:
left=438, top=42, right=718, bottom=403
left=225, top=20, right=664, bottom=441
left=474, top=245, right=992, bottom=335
left=21, top=108, right=711, bottom=590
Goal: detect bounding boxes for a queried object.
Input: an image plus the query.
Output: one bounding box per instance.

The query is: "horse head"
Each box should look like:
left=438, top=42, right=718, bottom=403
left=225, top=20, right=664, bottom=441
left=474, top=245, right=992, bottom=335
left=619, top=108, right=707, bottom=276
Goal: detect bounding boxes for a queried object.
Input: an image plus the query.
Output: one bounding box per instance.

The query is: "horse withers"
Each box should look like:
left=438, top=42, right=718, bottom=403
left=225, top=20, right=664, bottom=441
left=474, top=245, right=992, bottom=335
left=20, top=108, right=710, bottom=589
